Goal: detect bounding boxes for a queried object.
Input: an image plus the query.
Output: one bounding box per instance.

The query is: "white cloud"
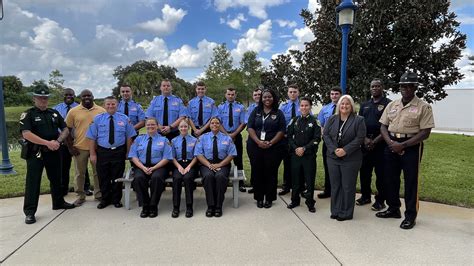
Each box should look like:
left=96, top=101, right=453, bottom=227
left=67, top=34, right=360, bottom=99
left=136, top=4, right=187, bottom=36
left=446, top=48, right=474, bottom=89
left=164, top=40, right=219, bottom=68
left=307, top=0, right=321, bottom=13
left=275, top=19, right=297, bottom=28
left=458, top=14, right=474, bottom=25
left=213, top=0, right=287, bottom=19
left=29, top=19, right=79, bottom=51
left=220, top=13, right=247, bottom=30
left=231, top=20, right=273, bottom=62
left=285, top=26, right=315, bottom=51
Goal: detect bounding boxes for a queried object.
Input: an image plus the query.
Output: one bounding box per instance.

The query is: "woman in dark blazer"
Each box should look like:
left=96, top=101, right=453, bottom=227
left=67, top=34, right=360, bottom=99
left=323, top=95, right=366, bottom=221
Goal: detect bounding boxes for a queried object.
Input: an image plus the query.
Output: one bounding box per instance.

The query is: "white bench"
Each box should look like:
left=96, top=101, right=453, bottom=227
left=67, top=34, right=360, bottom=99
left=115, top=163, right=245, bottom=210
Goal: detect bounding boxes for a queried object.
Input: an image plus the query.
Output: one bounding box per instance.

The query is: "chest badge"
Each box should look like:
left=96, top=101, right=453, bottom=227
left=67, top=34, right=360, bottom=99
left=53, top=113, right=58, bottom=117
left=377, top=105, right=384, bottom=111
left=271, top=114, right=277, bottom=120
left=308, top=123, right=313, bottom=128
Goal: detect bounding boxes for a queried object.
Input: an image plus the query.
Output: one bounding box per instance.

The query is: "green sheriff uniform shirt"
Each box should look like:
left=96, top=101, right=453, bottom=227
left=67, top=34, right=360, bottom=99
left=19, top=107, right=67, bottom=141
left=287, top=114, right=321, bottom=155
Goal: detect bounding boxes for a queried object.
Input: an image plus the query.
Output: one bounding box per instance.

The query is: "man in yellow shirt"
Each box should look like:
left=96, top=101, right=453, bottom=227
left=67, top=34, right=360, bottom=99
left=65, top=89, right=106, bottom=206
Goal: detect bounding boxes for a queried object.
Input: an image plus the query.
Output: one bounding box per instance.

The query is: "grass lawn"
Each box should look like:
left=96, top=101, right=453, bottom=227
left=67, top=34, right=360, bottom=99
left=1, top=131, right=472, bottom=207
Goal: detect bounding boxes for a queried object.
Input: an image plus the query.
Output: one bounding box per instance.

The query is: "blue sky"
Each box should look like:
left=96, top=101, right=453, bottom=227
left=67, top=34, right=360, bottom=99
left=1, top=0, right=473, bottom=98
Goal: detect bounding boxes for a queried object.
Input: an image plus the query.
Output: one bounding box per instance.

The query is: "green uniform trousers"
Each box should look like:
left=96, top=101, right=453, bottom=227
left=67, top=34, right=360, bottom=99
left=290, top=153, right=317, bottom=206
left=24, top=150, right=64, bottom=216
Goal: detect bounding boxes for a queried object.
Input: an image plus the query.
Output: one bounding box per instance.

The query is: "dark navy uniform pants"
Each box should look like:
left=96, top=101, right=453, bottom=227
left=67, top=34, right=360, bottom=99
left=359, top=142, right=386, bottom=202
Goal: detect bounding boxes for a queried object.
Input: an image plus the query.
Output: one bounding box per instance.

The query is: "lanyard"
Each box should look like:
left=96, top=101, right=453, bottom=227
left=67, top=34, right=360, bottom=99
left=261, top=113, right=270, bottom=132
left=337, top=118, right=348, bottom=143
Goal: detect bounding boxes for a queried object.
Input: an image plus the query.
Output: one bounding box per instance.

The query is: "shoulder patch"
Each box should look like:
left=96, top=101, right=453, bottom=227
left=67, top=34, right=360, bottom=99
left=20, top=112, right=27, bottom=120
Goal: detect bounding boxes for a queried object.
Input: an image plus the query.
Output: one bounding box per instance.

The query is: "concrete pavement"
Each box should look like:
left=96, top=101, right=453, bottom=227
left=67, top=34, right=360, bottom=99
left=1, top=189, right=473, bottom=265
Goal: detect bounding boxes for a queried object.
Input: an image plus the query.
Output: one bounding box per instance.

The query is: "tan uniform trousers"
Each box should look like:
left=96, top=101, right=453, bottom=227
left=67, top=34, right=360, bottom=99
left=73, top=149, right=101, bottom=200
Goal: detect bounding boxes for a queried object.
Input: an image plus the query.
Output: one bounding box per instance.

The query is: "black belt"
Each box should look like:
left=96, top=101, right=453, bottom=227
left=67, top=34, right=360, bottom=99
left=97, top=145, right=125, bottom=151
left=389, top=132, right=415, bottom=138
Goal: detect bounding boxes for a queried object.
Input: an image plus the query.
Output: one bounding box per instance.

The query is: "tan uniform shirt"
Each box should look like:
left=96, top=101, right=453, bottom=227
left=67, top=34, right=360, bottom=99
left=66, top=104, right=106, bottom=150
left=379, top=96, right=435, bottom=134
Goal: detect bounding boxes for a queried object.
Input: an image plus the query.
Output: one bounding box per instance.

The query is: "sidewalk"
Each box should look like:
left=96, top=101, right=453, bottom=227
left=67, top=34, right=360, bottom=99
left=1, top=189, right=473, bottom=265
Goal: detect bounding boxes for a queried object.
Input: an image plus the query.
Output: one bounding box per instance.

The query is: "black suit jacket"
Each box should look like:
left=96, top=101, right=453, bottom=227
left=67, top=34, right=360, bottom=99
left=323, top=114, right=366, bottom=161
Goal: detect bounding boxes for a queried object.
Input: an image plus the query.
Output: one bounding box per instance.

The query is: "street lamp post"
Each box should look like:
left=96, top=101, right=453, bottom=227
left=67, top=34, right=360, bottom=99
left=0, top=78, right=16, bottom=174
left=336, top=0, right=357, bottom=95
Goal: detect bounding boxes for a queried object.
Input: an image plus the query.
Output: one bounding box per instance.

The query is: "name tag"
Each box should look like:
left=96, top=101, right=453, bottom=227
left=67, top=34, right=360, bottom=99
left=221, top=141, right=229, bottom=145
left=260, top=131, right=266, bottom=140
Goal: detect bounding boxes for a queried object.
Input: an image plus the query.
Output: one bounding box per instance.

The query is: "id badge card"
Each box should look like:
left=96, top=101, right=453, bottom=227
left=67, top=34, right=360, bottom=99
left=260, top=131, right=266, bottom=140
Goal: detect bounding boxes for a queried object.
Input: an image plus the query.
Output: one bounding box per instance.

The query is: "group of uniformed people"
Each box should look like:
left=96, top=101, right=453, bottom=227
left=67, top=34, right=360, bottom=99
left=20, top=71, right=434, bottom=230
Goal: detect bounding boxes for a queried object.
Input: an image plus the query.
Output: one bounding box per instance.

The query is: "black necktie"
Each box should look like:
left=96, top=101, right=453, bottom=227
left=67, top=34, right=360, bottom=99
left=332, top=104, right=336, bottom=115
left=124, top=102, right=129, bottom=116
left=213, top=136, right=218, bottom=162
left=198, top=98, right=203, bottom=127
left=146, top=137, right=152, bottom=166
left=163, top=97, right=169, bottom=126
left=66, top=104, right=71, bottom=114
left=108, top=116, right=114, bottom=145
left=228, top=103, right=233, bottom=128
left=291, top=102, right=296, bottom=118
left=182, top=137, right=187, bottom=161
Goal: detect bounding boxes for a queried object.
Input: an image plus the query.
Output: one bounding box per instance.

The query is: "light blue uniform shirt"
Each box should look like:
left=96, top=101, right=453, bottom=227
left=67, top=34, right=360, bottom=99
left=145, top=95, right=187, bottom=126
left=245, top=102, right=258, bottom=124
left=279, top=99, right=301, bottom=126
left=187, top=96, right=218, bottom=128
left=117, top=99, right=146, bottom=126
left=317, top=102, right=336, bottom=127
left=171, top=134, right=198, bottom=161
left=86, top=112, right=136, bottom=148
left=217, top=101, right=246, bottom=132
left=53, top=102, right=79, bottom=119
left=194, top=132, right=237, bottom=161
left=128, top=133, right=173, bottom=165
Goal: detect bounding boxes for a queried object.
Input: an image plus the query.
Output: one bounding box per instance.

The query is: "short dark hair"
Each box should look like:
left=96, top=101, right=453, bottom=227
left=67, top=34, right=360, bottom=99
left=253, top=88, right=262, bottom=93
left=288, top=84, right=299, bottom=91
left=120, top=84, right=131, bottom=88
left=300, top=96, right=312, bottom=106
left=226, top=87, right=236, bottom=92
left=196, top=81, right=206, bottom=87
left=330, top=86, right=342, bottom=94
left=258, top=88, right=280, bottom=111
left=371, top=79, right=383, bottom=85
left=161, top=79, right=171, bottom=84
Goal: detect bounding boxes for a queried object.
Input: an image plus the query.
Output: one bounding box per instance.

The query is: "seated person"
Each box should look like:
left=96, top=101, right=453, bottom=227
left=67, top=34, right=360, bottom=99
left=194, top=117, right=237, bottom=218
left=128, top=118, right=173, bottom=218
left=171, top=119, right=198, bottom=218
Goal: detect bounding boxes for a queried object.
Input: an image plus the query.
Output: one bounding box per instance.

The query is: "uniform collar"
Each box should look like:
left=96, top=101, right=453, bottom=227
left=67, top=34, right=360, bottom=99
left=288, top=99, right=299, bottom=104
left=121, top=99, right=135, bottom=104
left=396, top=96, right=420, bottom=108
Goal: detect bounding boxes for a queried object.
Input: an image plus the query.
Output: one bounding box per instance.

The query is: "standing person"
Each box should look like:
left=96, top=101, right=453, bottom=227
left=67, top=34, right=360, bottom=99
left=87, top=96, right=136, bottom=209
left=247, top=89, right=287, bottom=209
left=117, top=85, right=146, bottom=135
left=317, top=87, right=342, bottom=199
left=128, top=118, right=173, bottom=218
left=245, top=87, right=262, bottom=194
left=53, top=88, right=78, bottom=195
left=145, top=79, right=187, bottom=141
left=376, top=71, right=435, bottom=230
left=357, top=79, right=391, bottom=211
left=323, top=95, right=366, bottom=221
left=171, top=119, right=198, bottom=218
left=195, top=117, right=237, bottom=218
left=217, top=87, right=246, bottom=192
left=65, top=89, right=105, bottom=206
left=287, top=97, right=321, bottom=213
left=19, top=84, right=75, bottom=224
left=278, top=84, right=301, bottom=196
left=187, top=81, right=218, bottom=137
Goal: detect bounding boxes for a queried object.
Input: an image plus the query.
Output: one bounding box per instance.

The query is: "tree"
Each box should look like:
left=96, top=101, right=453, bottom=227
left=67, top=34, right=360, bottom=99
left=203, top=43, right=234, bottom=101
left=266, top=0, right=466, bottom=104
left=2, top=75, right=30, bottom=106
left=469, top=55, right=474, bottom=72
left=239, top=51, right=264, bottom=105
left=48, top=69, right=65, bottom=95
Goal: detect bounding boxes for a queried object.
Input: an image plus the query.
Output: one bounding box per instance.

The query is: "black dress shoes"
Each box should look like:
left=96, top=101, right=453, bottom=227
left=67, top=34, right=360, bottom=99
left=307, top=205, right=316, bottom=213
left=97, top=202, right=109, bottom=209
left=371, top=201, right=386, bottom=211
left=172, top=208, right=179, bottom=218
left=85, top=189, right=93, bottom=196
left=330, top=214, right=338, bottom=219
left=149, top=210, right=158, bottom=218
left=336, top=216, right=352, bottom=221
left=53, top=202, right=76, bottom=210
left=278, top=189, right=290, bottom=196
left=287, top=202, right=299, bottom=209
left=376, top=209, right=401, bottom=219
left=206, top=208, right=214, bottom=217
left=214, top=208, right=222, bottom=217
left=185, top=208, right=193, bottom=218
left=114, top=202, right=123, bottom=208
left=400, top=219, right=416, bottom=229
left=257, top=201, right=264, bottom=208
left=239, top=186, right=247, bottom=192
left=355, top=197, right=371, bottom=206
left=263, top=201, right=272, bottom=208
left=317, top=192, right=331, bottom=199
left=248, top=188, right=254, bottom=194
left=25, top=215, right=36, bottom=224
left=140, top=208, right=149, bottom=218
